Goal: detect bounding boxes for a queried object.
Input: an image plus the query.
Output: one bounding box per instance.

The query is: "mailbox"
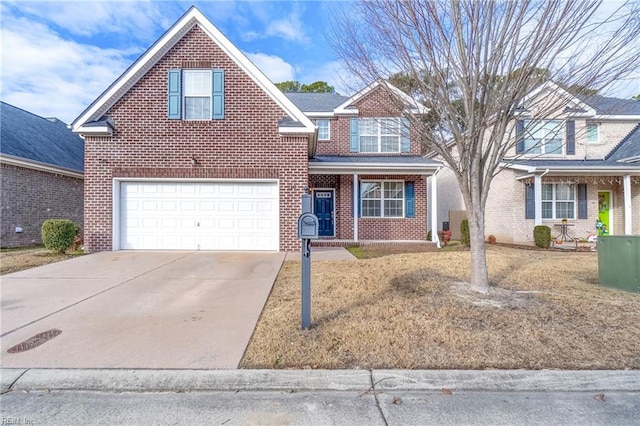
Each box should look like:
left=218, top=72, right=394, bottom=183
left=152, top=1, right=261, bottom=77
left=298, top=212, right=319, bottom=239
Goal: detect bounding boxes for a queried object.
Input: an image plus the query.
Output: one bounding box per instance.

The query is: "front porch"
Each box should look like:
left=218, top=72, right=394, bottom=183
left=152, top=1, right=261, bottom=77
left=308, top=155, right=442, bottom=244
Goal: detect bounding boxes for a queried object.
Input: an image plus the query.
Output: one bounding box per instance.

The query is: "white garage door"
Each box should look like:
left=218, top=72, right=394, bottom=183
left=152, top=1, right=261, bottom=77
left=119, top=181, right=279, bottom=251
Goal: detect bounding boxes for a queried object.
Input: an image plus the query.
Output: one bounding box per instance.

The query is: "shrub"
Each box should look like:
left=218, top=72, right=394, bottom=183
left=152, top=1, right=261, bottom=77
left=460, top=219, right=470, bottom=246
left=533, top=225, right=551, bottom=248
left=42, top=219, right=78, bottom=253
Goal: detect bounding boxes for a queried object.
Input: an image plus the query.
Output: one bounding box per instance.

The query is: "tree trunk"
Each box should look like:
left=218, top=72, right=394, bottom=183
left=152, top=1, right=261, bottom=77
left=467, top=208, right=490, bottom=293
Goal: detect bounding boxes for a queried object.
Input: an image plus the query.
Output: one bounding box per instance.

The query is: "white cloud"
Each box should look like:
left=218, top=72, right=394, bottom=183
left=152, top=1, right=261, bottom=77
left=245, top=52, right=296, bottom=83
left=3, top=0, right=172, bottom=41
left=265, top=14, right=310, bottom=44
left=0, top=16, right=133, bottom=123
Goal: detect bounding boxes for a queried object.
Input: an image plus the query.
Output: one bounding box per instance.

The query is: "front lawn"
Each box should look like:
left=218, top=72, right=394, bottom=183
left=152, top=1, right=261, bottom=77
left=241, top=245, right=640, bottom=370
left=0, top=246, right=82, bottom=275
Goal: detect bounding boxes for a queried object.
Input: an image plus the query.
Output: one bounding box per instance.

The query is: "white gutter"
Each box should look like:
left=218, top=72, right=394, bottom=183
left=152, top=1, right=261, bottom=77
left=0, top=155, right=84, bottom=179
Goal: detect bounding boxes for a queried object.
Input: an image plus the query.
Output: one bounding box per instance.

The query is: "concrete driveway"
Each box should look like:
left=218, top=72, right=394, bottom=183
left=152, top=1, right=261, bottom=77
left=0, top=251, right=285, bottom=369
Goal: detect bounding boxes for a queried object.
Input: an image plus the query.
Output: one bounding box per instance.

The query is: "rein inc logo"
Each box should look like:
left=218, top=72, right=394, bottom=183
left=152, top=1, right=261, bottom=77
left=2, top=418, right=35, bottom=425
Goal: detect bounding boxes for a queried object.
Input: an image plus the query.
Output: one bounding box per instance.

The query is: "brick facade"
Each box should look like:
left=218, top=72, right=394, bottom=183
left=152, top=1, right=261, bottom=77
left=1, top=164, right=83, bottom=247
left=83, top=26, right=307, bottom=252
left=316, top=86, right=422, bottom=156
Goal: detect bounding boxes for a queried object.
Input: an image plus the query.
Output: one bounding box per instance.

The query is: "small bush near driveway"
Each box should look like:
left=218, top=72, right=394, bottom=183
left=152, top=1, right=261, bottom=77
left=241, top=245, right=640, bottom=370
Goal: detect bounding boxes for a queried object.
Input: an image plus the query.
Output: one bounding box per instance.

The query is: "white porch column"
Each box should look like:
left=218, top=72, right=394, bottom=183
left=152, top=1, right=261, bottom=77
left=534, top=174, right=543, bottom=226
left=353, top=173, right=359, bottom=242
left=623, top=174, right=632, bottom=235
left=430, top=172, right=441, bottom=248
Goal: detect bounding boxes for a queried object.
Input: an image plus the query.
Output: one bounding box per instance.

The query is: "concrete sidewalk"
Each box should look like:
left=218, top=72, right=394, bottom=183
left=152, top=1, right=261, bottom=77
left=1, top=369, right=639, bottom=425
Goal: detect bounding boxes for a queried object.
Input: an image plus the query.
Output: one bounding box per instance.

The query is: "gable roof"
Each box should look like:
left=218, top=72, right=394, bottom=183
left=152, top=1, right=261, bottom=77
left=285, top=93, right=350, bottom=113
left=0, top=102, right=84, bottom=175
left=606, top=123, right=640, bottom=163
left=335, top=80, right=428, bottom=115
left=72, top=6, right=314, bottom=135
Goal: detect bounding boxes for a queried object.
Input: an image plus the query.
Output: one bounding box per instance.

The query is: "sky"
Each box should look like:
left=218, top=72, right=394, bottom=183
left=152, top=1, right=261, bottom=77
left=0, top=0, right=350, bottom=124
left=1, top=1, right=639, bottom=125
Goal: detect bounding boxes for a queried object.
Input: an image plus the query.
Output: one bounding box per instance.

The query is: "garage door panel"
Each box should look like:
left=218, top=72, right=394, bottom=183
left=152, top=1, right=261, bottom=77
left=120, top=181, right=278, bottom=251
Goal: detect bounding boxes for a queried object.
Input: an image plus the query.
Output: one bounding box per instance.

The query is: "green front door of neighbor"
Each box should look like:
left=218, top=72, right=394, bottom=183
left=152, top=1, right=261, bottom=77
left=597, top=191, right=611, bottom=235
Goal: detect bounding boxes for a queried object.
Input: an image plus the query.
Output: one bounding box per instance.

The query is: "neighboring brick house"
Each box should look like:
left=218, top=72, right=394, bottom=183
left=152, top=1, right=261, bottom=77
left=72, top=7, right=441, bottom=253
left=0, top=102, right=84, bottom=247
left=430, top=82, right=640, bottom=245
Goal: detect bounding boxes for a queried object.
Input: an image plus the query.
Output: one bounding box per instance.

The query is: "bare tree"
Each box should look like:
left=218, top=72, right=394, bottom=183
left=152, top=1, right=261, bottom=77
left=330, top=0, right=640, bottom=293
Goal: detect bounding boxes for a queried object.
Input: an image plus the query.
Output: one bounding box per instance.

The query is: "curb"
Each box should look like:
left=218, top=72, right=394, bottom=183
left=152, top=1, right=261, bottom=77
left=3, top=369, right=639, bottom=393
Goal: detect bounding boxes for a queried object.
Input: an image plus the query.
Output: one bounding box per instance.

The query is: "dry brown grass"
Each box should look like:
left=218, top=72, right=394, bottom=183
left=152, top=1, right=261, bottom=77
left=0, top=246, right=79, bottom=275
left=241, top=245, right=640, bottom=370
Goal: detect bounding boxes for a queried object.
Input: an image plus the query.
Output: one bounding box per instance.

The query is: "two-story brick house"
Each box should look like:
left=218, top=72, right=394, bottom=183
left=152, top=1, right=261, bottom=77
left=432, top=82, right=640, bottom=245
left=72, top=7, right=441, bottom=253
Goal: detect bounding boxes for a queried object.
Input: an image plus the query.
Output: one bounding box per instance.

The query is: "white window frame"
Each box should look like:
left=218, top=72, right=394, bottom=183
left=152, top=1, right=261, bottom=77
left=523, top=120, right=564, bottom=155
left=359, top=118, right=402, bottom=153
left=316, top=119, right=330, bottom=140
left=183, top=69, right=212, bottom=120
left=542, top=183, right=576, bottom=220
left=586, top=122, right=599, bottom=143
left=361, top=180, right=405, bottom=218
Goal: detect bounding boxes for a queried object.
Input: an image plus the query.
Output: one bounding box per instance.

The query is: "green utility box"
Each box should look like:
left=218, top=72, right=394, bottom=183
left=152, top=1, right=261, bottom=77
left=597, top=236, right=640, bottom=293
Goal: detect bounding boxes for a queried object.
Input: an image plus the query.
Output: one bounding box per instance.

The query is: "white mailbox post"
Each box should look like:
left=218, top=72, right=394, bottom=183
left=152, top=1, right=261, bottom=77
left=298, top=193, right=318, bottom=329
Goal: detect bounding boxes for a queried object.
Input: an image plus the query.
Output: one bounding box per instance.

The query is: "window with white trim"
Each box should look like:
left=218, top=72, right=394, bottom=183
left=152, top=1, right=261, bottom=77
left=183, top=70, right=212, bottom=120
left=361, top=181, right=404, bottom=217
left=316, top=119, right=330, bottom=140
left=542, top=183, right=575, bottom=219
left=359, top=118, right=402, bottom=153
left=586, top=122, right=599, bottom=143
left=523, top=120, right=564, bottom=154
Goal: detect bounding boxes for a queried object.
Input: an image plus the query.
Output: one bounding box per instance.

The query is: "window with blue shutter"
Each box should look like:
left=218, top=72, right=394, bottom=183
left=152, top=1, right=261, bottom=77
left=401, top=118, right=410, bottom=153
left=350, top=118, right=359, bottom=152
left=212, top=69, right=224, bottom=119
left=577, top=183, right=587, bottom=219
left=566, top=120, right=575, bottom=155
left=405, top=181, right=415, bottom=218
left=515, top=120, right=525, bottom=154
left=168, top=69, right=224, bottom=120
left=525, top=183, right=535, bottom=219
left=168, top=69, right=182, bottom=119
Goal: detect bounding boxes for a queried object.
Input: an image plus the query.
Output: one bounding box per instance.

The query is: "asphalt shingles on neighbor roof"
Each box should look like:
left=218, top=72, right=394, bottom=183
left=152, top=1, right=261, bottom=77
left=606, top=123, right=640, bottom=162
left=579, top=94, right=640, bottom=115
left=1, top=102, right=84, bottom=172
left=285, top=93, right=350, bottom=112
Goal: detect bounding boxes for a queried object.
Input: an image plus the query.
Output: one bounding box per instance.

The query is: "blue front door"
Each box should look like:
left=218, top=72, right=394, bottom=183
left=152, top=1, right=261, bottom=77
left=313, top=190, right=334, bottom=237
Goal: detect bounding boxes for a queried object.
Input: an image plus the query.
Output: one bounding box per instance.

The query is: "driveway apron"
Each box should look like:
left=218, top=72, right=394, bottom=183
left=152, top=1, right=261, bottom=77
left=0, top=251, right=285, bottom=369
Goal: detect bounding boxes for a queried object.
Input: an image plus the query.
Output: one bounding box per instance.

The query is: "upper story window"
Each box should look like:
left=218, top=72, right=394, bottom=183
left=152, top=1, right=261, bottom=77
left=523, top=120, right=563, bottom=154
left=316, top=119, right=330, bottom=140
left=184, top=70, right=212, bottom=120
left=168, top=69, right=224, bottom=120
left=350, top=117, right=410, bottom=153
left=586, top=122, right=599, bottom=143
left=516, top=119, right=576, bottom=156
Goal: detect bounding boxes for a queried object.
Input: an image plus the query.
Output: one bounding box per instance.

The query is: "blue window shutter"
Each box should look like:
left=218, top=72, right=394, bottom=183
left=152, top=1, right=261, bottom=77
left=405, top=181, right=415, bottom=218
left=577, top=183, right=587, bottom=219
left=401, top=118, right=410, bottom=152
left=566, top=120, right=575, bottom=155
left=516, top=120, right=525, bottom=154
left=168, top=69, right=181, bottom=119
left=212, top=69, right=224, bottom=119
left=350, top=118, right=360, bottom=152
left=525, top=183, right=535, bottom=219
